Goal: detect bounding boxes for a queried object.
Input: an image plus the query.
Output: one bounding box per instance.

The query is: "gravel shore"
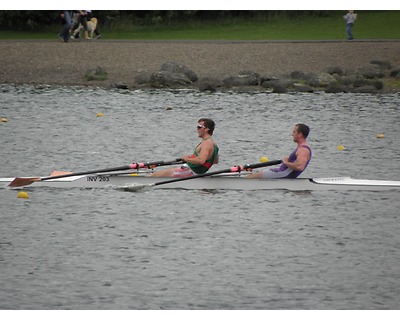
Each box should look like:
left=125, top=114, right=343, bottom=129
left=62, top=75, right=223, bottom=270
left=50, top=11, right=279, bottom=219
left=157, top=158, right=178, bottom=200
left=1, top=40, right=400, bottom=88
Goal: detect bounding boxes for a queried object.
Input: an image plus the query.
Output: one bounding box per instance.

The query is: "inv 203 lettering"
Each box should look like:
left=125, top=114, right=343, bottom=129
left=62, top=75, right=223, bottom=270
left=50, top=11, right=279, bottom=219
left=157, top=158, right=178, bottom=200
left=86, top=176, right=110, bottom=182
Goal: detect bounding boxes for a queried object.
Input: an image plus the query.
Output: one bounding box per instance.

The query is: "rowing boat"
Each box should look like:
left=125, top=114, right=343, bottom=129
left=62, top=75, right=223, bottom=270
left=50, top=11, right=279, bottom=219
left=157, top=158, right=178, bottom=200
left=1, top=173, right=400, bottom=191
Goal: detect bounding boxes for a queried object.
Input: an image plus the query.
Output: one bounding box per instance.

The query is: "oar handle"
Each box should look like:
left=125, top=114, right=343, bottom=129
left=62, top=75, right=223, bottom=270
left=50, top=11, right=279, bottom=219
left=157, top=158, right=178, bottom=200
left=138, top=158, right=183, bottom=168
left=242, top=159, right=282, bottom=170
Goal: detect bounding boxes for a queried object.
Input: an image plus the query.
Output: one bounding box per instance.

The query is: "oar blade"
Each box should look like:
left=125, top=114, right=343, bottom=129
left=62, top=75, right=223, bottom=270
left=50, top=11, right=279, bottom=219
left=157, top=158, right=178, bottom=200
left=8, top=177, right=41, bottom=188
left=49, top=170, right=73, bottom=177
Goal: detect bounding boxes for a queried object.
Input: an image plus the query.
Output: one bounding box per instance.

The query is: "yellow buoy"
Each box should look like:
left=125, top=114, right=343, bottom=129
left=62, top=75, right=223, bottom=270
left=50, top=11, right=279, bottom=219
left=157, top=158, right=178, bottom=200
left=96, top=113, right=104, bottom=117
left=1, top=117, right=7, bottom=122
left=17, top=191, right=29, bottom=199
left=336, top=145, right=345, bottom=151
left=377, top=133, right=384, bottom=139
left=259, top=156, right=269, bottom=162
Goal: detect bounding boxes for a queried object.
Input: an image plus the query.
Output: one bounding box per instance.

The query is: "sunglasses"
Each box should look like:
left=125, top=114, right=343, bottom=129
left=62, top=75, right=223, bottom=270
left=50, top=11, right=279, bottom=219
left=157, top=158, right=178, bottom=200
left=197, top=125, right=206, bottom=129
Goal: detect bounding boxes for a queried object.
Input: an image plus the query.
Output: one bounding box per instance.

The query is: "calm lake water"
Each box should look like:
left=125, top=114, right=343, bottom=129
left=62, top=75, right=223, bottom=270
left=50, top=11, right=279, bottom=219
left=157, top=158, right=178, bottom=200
left=1, top=85, right=400, bottom=309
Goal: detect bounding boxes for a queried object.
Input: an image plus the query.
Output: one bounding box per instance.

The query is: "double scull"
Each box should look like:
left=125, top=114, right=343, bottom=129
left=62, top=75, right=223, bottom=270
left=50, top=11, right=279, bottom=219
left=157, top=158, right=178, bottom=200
left=1, top=174, right=400, bottom=191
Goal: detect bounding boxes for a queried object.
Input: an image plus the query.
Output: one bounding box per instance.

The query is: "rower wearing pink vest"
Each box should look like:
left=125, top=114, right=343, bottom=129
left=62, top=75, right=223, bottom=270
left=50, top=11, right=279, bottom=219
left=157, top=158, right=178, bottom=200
left=247, top=123, right=312, bottom=179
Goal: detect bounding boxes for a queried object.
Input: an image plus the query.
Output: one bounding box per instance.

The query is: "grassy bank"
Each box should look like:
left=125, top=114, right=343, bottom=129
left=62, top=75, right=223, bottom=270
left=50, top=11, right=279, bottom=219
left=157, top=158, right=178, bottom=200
left=0, top=11, right=399, bottom=40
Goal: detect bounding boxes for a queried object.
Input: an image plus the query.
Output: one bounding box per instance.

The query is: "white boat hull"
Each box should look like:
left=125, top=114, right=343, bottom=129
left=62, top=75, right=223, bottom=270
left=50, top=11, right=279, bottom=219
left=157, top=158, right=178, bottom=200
left=1, top=174, right=400, bottom=191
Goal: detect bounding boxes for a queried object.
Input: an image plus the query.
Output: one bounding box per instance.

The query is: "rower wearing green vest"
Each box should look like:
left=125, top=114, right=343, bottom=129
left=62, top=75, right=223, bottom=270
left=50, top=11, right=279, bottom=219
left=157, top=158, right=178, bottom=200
left=151, top=118, right=219, bottom=177
left=186, top=138, right=219, bottom=174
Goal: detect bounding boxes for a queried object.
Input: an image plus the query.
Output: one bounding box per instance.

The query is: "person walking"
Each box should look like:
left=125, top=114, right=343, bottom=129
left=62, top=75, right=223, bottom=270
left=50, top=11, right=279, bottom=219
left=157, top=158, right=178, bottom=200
left=343, top=10, right=357, bottom=40
left=150, top=118, right=219, bottom=177
left=58, top=11, right=72, bottom=43
left=74, top=10, right=90, bottom=40
left=246, top=123, right=312, bottom=179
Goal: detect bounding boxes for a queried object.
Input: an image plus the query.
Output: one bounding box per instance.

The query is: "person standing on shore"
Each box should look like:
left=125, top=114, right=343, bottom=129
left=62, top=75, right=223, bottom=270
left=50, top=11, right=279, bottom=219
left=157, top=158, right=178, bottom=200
left=150, top=118, right=219, bottom=177
left=246, top=123, right=312, bottom=179
left=343, top=10, right=357, bottom=40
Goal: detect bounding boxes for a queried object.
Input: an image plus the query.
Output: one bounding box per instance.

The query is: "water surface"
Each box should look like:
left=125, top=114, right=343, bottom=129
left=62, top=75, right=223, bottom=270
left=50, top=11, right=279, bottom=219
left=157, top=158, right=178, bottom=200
left=1, top=85, right=399, bottom=309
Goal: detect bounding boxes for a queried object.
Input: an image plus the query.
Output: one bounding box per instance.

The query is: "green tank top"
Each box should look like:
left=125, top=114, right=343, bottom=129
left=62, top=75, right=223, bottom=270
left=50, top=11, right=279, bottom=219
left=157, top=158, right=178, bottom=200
left=187, top=143, right=219, bottom=174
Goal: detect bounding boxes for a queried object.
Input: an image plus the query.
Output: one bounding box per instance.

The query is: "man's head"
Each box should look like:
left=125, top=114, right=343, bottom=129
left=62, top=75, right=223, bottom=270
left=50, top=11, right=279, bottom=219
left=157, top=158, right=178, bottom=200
left=197, top=118, right=215, bottom=135
left=292, top=123, right=310, bottom=142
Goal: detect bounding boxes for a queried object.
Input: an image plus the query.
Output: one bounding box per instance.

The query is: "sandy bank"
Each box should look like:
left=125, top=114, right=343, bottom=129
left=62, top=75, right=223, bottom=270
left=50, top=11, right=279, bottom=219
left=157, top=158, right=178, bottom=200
left=1, top=40, right=400, bottom=88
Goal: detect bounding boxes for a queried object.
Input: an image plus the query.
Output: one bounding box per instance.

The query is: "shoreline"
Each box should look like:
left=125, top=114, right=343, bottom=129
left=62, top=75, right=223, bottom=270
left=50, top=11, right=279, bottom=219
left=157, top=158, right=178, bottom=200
left=1, top=40, right=400, bottom=91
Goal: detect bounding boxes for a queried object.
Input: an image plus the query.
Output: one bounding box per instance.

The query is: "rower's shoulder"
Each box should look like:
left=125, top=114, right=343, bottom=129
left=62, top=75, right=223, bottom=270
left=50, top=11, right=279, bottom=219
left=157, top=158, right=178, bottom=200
left=202, top=138, right=218, bottom=151
left=297, top=144, right=312, bottom=155
left=202, top=137, right=215, bottom=144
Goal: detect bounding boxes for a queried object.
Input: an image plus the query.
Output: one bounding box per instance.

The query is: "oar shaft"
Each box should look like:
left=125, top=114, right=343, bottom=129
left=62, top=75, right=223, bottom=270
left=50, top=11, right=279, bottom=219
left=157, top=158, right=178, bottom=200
left=40, top=165, right=134, bottom=181
left=142, top=158, right=183, bottom=168
left=154, top=168, right=233, bottom=186
left=39, top=158, right=183, bottom=181
left=7, top=158, right=184, bottom=188
left=153, top=159, right=282, bottom=186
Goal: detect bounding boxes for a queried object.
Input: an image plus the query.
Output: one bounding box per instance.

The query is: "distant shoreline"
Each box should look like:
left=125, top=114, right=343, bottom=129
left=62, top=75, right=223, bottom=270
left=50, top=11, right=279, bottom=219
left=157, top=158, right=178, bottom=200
left=1, top=40, right=400, bottom=90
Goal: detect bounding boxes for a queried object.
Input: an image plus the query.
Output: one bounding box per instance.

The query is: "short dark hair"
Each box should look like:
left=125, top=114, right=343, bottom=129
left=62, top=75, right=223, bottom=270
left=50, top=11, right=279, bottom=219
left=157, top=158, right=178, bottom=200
left=199, top=118, right=215, bottom=135
left=296, top=123, right=310, bottom=138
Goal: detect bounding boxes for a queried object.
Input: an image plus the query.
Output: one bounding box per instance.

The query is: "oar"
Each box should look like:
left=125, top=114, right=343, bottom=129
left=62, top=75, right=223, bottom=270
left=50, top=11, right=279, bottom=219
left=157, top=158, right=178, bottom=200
left=8, top=158, right=184, bottom=188
left=126, top=159, right=282, bottom=191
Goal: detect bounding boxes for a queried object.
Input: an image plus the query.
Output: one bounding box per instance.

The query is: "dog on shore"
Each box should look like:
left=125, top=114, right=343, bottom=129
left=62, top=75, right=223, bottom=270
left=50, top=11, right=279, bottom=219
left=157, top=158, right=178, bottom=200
left=73, top=17, right=98, bottom=39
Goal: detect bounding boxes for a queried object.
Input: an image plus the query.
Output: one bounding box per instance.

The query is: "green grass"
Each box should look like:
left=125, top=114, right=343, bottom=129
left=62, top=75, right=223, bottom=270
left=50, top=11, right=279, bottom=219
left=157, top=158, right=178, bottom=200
left=1, top=11, right=399, bottom=40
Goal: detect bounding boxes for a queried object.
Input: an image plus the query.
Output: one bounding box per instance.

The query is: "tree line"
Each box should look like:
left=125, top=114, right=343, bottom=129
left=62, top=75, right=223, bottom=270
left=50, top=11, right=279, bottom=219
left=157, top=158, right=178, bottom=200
left=0, top=10, right=337, bottom=30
